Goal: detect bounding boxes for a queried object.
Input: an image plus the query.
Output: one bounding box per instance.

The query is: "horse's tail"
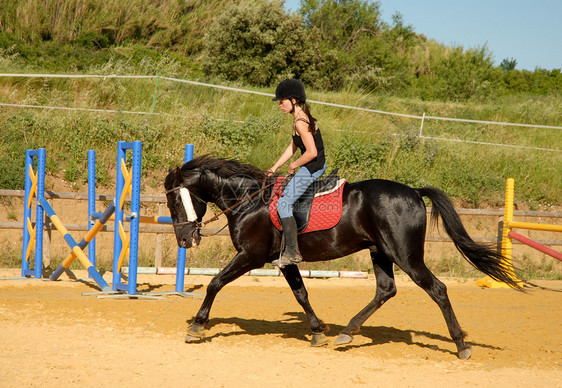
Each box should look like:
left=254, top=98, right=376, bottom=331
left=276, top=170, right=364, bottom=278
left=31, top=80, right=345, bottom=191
left=416, top=187, right=523, bottom=290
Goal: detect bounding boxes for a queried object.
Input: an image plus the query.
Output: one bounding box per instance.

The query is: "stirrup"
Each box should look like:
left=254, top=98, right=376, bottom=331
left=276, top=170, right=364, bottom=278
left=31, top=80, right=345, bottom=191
left=272, top=251, right=302, bottom=268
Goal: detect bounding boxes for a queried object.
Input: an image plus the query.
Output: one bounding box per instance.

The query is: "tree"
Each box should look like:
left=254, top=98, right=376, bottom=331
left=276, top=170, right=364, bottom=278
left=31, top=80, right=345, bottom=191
left=299, top=0, right=384, bottom=48
left=201, top=0, right=326, bottom=87
left=500, top=57, right=517, bottom=71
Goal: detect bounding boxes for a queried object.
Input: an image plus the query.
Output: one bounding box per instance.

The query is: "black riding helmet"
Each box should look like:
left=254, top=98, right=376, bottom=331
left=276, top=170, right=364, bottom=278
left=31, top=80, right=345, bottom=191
left=272, top=79, right=306, bottom=102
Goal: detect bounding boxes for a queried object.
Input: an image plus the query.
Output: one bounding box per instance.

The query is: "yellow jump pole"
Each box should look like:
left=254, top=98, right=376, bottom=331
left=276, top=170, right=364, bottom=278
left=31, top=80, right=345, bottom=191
left=49, top=201, right=116, bottom=281
left=477, top=178, right=520, bottom=288
left=508, top=221, right=562, bottom=232
left=39, top=197, right=111, bottom=291
left=502, top=178, right=515, bottom=262
left=25, top=218, right=36, bottom=263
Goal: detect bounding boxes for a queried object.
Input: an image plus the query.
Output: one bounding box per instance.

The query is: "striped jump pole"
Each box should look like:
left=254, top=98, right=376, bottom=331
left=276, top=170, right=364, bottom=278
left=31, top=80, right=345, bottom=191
left=38, top=196, right=110, bottom=291
left=50, top=149, right=117, bottom=281
left=111, top=141, right=142, bottom=295
left=21, top=148, right=45, bottom=279
left=91, top=212, right=172, bottom=224
left=49, top=200, right=116, bottom=281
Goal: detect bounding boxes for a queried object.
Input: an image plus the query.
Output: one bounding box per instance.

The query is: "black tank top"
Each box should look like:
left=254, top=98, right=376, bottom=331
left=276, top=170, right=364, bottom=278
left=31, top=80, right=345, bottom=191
left=292, top=127, right=325, bottom=174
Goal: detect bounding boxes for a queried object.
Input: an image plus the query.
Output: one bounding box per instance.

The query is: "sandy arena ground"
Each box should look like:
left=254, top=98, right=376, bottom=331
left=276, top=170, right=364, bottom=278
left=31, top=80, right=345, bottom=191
left=0, top=268, right=561, bottom=387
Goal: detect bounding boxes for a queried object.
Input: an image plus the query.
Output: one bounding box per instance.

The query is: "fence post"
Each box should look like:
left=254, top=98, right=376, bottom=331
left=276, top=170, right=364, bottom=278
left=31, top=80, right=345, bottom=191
left=419, top=112, right=425, bottom=137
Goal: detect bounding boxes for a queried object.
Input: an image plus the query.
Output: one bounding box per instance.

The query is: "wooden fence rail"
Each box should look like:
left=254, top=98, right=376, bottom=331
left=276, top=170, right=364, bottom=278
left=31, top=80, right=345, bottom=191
left=2, top=189, right=561, bottom=217
left=2, top=189, right=561, bottom=246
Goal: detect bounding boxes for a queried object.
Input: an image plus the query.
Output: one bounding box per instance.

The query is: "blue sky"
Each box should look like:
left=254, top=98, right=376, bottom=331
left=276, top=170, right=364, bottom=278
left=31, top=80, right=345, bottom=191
left=284, top=0, right=562, bottom=71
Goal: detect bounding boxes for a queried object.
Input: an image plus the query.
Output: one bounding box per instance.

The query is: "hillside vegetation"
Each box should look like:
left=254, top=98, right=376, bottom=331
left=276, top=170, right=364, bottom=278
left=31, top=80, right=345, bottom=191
left=0, top=0, right=561, bottom=209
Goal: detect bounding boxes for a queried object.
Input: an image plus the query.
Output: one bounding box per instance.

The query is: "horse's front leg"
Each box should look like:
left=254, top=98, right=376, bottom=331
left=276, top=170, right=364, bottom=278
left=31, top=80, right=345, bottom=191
left=280, top=264, right=330, bottom=347
left=185, top=251, right=257, bottom=342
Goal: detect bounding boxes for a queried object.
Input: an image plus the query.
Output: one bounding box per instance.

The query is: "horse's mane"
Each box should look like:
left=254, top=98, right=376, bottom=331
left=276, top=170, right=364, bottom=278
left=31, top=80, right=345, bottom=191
left=181, top=155, right=267, bottom=181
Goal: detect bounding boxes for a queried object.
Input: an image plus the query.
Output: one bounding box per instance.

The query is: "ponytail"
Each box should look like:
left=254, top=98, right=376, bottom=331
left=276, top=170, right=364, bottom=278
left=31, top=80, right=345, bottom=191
left=299, top=101, right=317, bottom=134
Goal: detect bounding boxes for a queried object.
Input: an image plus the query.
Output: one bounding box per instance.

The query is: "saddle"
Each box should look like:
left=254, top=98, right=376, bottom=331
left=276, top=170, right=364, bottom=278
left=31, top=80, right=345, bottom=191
left=269, top=169, right=346, bottom=233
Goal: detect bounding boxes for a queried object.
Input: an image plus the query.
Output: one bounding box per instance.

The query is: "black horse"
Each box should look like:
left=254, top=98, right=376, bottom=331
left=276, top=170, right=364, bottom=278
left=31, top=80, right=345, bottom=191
left=165, top=156, right=520, bottom=359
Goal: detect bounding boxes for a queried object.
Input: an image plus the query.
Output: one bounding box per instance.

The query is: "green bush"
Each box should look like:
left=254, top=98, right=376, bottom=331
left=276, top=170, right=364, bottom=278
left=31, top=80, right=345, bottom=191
left=200, top=114, right=277, bottom=160
left=201, top=0, right=324, bottom=87
left=329, top=133, right=391, bottom=180
left=73, top=31, right=113, bottom=49
left=412, top=46, right=500, bottom=101
left=0, top=113, right=37, bottom=189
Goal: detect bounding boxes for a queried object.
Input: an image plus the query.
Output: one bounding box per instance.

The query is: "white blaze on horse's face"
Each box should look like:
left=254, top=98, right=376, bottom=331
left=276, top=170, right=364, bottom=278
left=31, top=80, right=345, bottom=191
left=179, top=187, right=198, bottom=222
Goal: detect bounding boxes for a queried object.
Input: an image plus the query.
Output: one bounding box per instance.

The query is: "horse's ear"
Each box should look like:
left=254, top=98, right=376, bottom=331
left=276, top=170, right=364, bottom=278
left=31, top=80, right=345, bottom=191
left=174, top=167, right=183, bottom=185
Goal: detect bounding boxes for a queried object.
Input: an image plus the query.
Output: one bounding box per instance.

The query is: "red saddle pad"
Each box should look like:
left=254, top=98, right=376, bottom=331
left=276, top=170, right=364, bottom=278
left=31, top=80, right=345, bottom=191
left=269, top=176, right=346, bottom=234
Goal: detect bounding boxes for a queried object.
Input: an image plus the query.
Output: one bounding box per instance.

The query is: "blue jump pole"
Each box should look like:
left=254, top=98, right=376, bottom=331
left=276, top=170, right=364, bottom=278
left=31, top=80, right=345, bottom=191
left=175, top=144, right=194, bottom=293
left=34, top=149, right=46, bottom=279
left=112, top=141, right=142, bottom=295
left=21, top=150, right=34, bottom=277
left=21, top=148, right=46, bottom=279
left=88, top=150, right=96, bottom=273
left=127, top=141, right=142, bottom=295
left=112, top=142, right=126, bottom=291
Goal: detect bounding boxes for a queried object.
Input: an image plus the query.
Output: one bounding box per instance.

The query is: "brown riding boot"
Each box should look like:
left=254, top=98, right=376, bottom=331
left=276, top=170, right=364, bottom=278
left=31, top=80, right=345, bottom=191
left=273, top=216, right=303, bottom=268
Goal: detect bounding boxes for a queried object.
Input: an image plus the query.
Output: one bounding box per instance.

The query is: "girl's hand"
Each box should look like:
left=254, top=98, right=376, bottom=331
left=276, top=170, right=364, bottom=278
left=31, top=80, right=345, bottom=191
left=265, top=168, right=275, bottom=177
left=288, top=162, right=298, bottom=174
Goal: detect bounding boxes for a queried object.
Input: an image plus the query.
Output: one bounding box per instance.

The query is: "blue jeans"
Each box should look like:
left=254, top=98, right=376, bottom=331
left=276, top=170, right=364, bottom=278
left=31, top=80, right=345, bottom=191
left=277, top=163, right=327, bottom=219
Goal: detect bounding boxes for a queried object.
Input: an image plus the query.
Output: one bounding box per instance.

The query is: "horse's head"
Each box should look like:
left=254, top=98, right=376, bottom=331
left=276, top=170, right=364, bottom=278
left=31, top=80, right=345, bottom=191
left=164, top=166, right=207, bottom=249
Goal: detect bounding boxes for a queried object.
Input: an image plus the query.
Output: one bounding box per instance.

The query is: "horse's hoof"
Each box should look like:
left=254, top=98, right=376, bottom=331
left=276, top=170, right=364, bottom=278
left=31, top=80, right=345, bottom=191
left=458, top=346, right=472, bottom=360
left=185, top=334, right=204, bottom=343
left=334, top=333, right=353, bottom=346
left=311, top=333, right=330, bottom=347
left=184, top=323, right=205, bottom=343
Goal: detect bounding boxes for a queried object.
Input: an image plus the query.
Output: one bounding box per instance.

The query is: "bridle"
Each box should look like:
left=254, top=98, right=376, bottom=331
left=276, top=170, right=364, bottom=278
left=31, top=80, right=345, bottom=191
left=165, top=175, right=287, bottom=237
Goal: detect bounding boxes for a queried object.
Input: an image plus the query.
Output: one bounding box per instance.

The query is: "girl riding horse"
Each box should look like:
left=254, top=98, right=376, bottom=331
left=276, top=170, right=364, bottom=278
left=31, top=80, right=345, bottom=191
left=267, top=79, right=326, bottom=268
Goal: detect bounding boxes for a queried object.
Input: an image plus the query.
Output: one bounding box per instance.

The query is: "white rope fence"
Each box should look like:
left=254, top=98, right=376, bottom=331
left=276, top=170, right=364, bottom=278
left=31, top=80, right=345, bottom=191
left=1, top=73, right=560, bottom=152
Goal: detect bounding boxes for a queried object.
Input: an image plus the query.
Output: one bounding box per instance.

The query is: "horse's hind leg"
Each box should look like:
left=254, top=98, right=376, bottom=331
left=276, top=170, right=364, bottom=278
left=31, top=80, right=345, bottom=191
left=335, top=250, right=397, bottom=346
left=280, top=264, right=330, bottom=347
left=400, top=260, right=472, bottom=359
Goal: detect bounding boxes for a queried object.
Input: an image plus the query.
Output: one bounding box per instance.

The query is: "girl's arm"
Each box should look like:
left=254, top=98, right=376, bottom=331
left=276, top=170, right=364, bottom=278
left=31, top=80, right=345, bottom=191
left=288, top=121, right=317, bottom=173
left=267, top=141, right=298, bottom=175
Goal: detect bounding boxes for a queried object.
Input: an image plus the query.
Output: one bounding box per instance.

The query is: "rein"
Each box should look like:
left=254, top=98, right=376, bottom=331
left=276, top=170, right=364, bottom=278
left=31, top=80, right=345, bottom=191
left=166, top=176, right=287, bottom=235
